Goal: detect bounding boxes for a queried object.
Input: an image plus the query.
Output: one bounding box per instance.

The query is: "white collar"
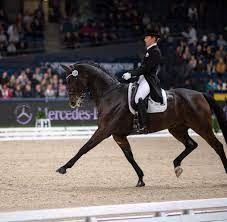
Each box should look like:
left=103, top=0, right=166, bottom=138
left=147, top=43, right=157, bottom=50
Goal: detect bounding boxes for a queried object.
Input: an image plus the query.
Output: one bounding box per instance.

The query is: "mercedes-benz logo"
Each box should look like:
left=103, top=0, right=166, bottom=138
left=15, top=104, right=33, bottom=125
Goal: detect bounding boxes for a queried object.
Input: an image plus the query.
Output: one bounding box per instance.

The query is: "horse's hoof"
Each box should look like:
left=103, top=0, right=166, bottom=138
left=136, top=180, right=145, bottom=187
left=56, top=167, right=67, bottom=174
left=175, top=166, right=183, bottom=178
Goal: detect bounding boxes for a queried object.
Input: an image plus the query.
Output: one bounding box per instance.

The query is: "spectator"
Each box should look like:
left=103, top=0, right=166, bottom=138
left=182, top=46, right=191, bottom=60
left=206, top=60, right=215, bottom=74
left=14, top=84, right=23, bottom=97
left=215, top=45, right=226, bottom=60
left=44, top=84, right=55, bottom=98
left=142, top=14, right=151, bottom=26
left=206, top=78, right=217, bottom=94
left=187, top=4, right=198, bottom=24
left=25, top=68, right=33, bottom=81
left=34, top=67, right=43, bottom=82
left=195, top=59, right=205, bottom=72
left=188, top=55, right=197, bottom=70
left=195, top=44, right=203, bottom=59
left=223, top=81, right=227, bottom=90
left=0, top=71, right=9, bottom=85
left=160, top=23, right=170, bottom=38
left=7, top=42, right=16, bottom=53
left=51, top=74, right=59, bottom=94
left=23, top=84, right=33, bottom=97
left=1, top=84, right=13, bottom=99
left=215, top=57, right=226, bottom=78
left=80, top=21, right=93, bottom=41
left=8, top=74, right=16, bottom=88
left=205, top=46, right=214, bottom=61
left=31, top=73, right=40, bottom=90
left=217, top=79, right=223, bottom=90
left=182, top=25, right=197, bottom=45
left=64, top=32, right=74, bottom=47
left=23, top=11, right=33, bottom=33
left=7, top=24, right=20, bottom=44
left=58, top=83, right=67, bottom=97
left=217, top=34, right=227, bottom=47
left=17, top=71, right=29, bottom=88
left=34, top=84, right=43, bottom=98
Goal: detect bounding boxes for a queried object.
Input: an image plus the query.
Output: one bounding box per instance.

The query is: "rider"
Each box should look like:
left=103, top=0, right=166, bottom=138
left=122, top=29, right=162, bottom=132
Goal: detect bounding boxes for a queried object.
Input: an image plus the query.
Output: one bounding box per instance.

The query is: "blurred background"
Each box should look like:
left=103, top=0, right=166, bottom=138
left=0, top=0, right=226, bottom=128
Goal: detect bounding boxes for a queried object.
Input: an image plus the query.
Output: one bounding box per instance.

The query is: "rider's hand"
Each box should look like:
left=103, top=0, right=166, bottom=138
left=122, top=72, right=131, bottom=80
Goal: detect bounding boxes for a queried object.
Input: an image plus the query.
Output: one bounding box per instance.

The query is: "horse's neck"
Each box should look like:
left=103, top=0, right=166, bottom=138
left=88, top=74, right=118, bottom=106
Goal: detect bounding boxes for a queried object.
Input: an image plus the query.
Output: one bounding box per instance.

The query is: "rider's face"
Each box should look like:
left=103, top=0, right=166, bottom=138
left=144, top=36, right=156, bottom=47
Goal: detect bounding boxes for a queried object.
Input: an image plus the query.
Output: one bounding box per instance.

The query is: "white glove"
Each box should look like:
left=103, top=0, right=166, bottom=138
left=122, top=72, right=131, bottom=80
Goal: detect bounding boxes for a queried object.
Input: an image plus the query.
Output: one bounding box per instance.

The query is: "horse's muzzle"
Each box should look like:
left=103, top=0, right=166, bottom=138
left=70, top=102, right=77, bottom=108
left=70, top=97, right=82, bottom=108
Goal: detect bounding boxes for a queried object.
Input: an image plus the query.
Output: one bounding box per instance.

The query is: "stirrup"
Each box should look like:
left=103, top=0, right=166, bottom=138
left=137, top=124, right=149, bottom=134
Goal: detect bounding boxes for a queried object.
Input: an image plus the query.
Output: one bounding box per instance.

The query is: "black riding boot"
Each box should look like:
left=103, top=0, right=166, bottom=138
left=137, top=98, right=148, bottom=134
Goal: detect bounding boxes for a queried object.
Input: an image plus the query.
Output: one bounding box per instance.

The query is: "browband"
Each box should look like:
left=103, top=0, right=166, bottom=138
left=66, top=70, right=79, bottom=79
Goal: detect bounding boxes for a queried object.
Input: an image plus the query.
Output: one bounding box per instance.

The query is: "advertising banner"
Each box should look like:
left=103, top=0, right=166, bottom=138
left=0, top=99, right=97, bottom=127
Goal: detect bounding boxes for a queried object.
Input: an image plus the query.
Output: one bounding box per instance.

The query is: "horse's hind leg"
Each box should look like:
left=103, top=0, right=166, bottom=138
left=169, top=126, right=198, bottom=177
left=112, top=135, right=145, bottom=187
left=193, top=125, right=227, bottom=173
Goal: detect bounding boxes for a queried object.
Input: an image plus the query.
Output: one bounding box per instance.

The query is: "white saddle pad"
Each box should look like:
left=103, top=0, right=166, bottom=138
left=128, top=83, right=168, bottom=115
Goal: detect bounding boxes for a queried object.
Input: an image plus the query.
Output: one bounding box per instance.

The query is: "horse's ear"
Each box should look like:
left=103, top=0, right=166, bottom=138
left=69, top=64, right=75, bottom=70
left=60, top=64, right=71, bottom=74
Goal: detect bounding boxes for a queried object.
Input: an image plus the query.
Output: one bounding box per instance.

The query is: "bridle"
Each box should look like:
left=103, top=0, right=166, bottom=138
left=66, top=69, right=86, bottom=106
left=66, top=69, right=79, bottom=96
left=66, top=69, right=79, bottom=79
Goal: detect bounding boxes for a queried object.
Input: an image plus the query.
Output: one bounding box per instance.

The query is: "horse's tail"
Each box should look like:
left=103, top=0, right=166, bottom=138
left=203, top=93, right=227, bottom=144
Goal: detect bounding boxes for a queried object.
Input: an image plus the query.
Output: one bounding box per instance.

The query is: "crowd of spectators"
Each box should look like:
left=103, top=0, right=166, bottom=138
left=60, top=0, right=212, bottom=48
left=174, top=24, right=227, bottom=93
left=0, top=67, right=67, bottom=99
left=61, top=0, right=171, bottom=48
left=0, top=5, right=44, bottom=57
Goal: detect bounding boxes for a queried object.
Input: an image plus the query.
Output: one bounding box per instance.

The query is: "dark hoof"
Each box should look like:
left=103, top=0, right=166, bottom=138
left=56, top=166, right=67, bottom=174
left=136, top=180, right=145, bottom=187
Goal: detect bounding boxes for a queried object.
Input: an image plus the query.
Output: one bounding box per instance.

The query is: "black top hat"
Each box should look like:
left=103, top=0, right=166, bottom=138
left=144, top=29, right=161, bottom=38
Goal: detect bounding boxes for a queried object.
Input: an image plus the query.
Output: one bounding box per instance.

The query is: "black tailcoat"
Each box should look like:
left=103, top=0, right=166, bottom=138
left=131, top=44, right=163, bottom=103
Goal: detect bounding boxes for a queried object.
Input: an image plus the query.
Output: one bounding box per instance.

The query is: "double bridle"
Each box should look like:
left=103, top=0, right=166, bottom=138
left=66, top=70, right=86, bottom=107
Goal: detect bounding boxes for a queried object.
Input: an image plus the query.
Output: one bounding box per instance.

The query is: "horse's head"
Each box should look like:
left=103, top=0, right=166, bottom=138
left=61, top=64, right=88, bottom=108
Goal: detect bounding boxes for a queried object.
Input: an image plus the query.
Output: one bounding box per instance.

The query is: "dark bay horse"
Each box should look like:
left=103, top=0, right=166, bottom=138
left=57, top=62, right=227, bottom=187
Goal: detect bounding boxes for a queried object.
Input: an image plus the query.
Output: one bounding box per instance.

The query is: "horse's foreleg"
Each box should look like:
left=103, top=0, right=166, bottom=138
left=169, top=126, right=198, bottom=177
left=112, top=135, right=145, bottom=187
left=57, top=129, right=110, bottom=174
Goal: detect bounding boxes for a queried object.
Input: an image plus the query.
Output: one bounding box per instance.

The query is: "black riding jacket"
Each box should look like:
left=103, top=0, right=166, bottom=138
left=130, top=43, right=161, bottom=85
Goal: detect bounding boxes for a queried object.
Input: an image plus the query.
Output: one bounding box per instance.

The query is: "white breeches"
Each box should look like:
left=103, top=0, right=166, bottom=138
left=135, top=75, right=150, bottom=104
